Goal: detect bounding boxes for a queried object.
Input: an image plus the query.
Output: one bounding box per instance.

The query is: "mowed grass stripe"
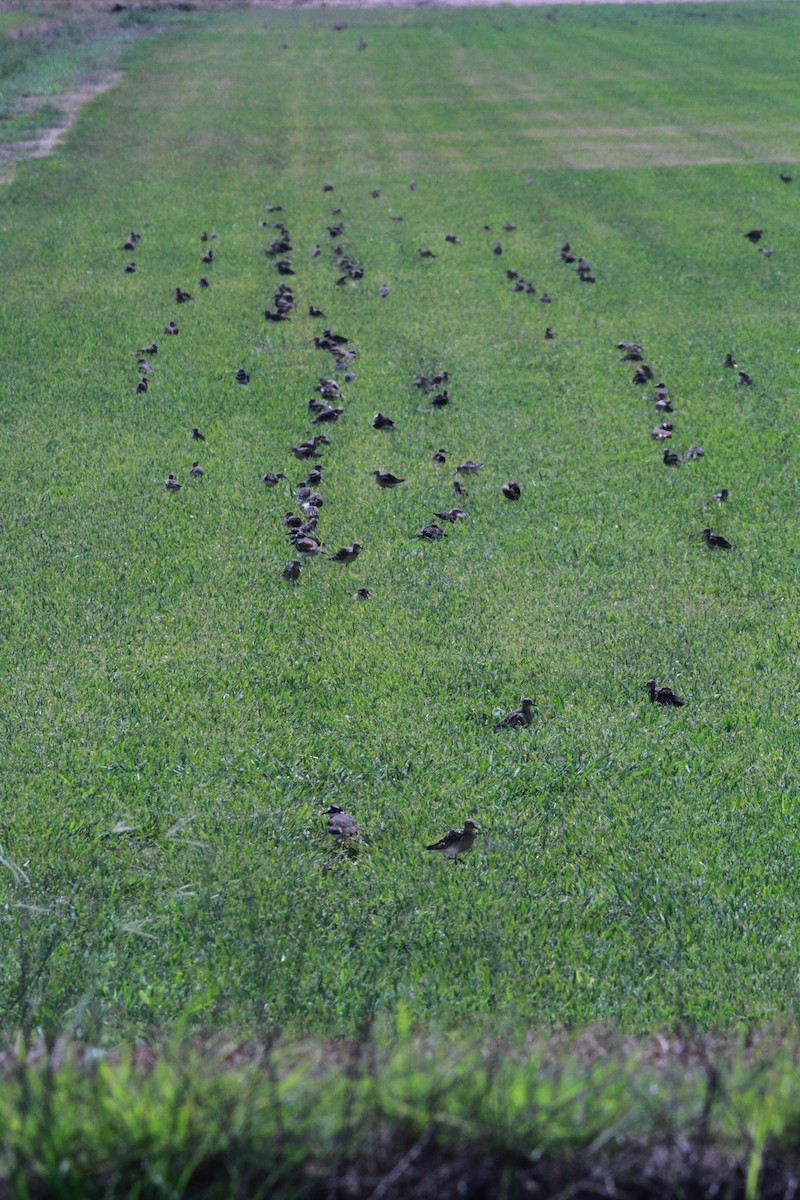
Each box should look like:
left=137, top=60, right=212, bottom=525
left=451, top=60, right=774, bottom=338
left=0, top=3, right=799, bottom=1039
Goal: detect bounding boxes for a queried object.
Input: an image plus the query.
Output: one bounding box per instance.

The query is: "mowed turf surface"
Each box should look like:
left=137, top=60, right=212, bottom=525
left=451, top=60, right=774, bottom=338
left=1, top=2, right=800, bottom=1040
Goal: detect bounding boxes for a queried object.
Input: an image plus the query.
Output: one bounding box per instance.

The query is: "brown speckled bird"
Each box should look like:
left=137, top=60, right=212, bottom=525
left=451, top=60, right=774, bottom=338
left=425, top=819, right=480, bottom=860
left=644, top=679, right=685, bottom=707
left=495, top=698, right=534, bottom=729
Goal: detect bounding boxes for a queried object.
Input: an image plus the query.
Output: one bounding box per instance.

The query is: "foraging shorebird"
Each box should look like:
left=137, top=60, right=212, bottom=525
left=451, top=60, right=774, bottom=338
left=324, top=804, right=357, bottom=841
left=294, top=537, right=323, bottom=556
left=372, top=470, right=405, bottom=488
left=281, top=560, right=301, bottom=581
left=495, top=698, right=534, bottom=729
left=175, top=287, right=192, bottom=303
left=372, top=412, right=395, bottom=430
left=457, top=461, right=483, bottom=474
left=663, top=449, right=681, bottom=467
left=164, top=321, right=179, bottom=335
left=327, top=542, right=362, bottom=564
left=644, top=679, right=685, bottom=707
left=235, top=368, right=250, bottom=385
left=702, top=527, right=733, bottom=550
left=165, top=474, right=181, bottom=493
left=453, top=479, right=467, bottom=497
left=352, top=587, right=372, bottom=600
left=432, top=448, right=447, bottom=466
left=262, top=472, right=286, bottom=486
left=189, top=461, right=204, bottom=478
left=425, top=819, right=480, bottom=860
left=708, top=488, right=729, bottom=504
left=502, top=481, right=521, bottom=501
left=433, top=508, right=467, bottom=523
left=416, top=523, right=446, bottom=540
left=737, top=370, right=752, bottom=385
left=744, top=228, right=763, bottom=243
left=723, top=352, right=737, bottom=369
left=191, top=427, right=205, bottom=441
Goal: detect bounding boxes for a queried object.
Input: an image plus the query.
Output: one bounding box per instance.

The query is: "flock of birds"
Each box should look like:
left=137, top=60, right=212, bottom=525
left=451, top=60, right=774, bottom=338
left=119, top=164, right=792, bottom=863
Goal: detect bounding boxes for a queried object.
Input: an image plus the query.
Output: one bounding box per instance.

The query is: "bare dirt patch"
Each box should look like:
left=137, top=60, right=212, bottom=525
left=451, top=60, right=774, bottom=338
left=0, top=71, right=121, bottom=184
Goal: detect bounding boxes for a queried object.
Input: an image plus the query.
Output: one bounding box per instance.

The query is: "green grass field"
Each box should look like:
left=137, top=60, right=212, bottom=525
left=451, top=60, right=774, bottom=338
left=1, top=1, right=800, bottom=1053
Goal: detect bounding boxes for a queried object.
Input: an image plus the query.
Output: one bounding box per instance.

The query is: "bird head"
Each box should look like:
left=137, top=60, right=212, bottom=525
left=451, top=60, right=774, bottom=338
left=464, top=819, right=481, bottom=833
left=324, top=804, right=343, bottom=816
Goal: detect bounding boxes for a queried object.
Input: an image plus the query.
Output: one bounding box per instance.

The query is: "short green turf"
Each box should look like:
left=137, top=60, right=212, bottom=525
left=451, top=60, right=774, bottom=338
left=1, top=2, right=799, bottom=1042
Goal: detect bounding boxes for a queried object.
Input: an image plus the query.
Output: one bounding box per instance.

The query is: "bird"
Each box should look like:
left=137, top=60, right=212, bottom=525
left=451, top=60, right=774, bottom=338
left=651, top=424, right=673, bottom=441
left=709, top=488, right=729, bottom=504
left=262, top=472, right=286, bottom=486
left=744, top=229, right=763, bottom=243
left=431, top=390, right=449, bottom=408
left=418, top=248, right=436, bottom=258
left=135, top=379, right=148, bottom=394
left=137, top=343, right=158, bottom=356
left=702, top=527, right=733, bottom=550
left=372, top=412, right=395, bottom=430
left=457, top=461, right=483, bottom=474
left=372, top=470, right=405, bottom=488
left=191, top=427, right=205, bottom=441
left=175, top=287, right=192, bottom=303
left=663, top=449, right=681, bottom=467
left=164, top=321, right=179, bottom=335
left=644, top=679, right=685, bottom=707
left=544, top=327, right=555, bottom=340
left=425, top=819, right=480, bottom=860
left=683, top=446, right=704, bottom=461
left=737, top=370, right=753, bottom=385
left=121, top=232, right=141, bottom=250
left=235, top=368, right=250, bottom=385
left=453, top=479, right=467, bottom=497
left=780, top=172, right=793, bottom=183
left=445, top=234, right=461, bottom=244
left=432, top=449, right=447, bottom=466
left=353, top=587, right=372, bottom=600
left=493, top=241, right=503, bottom=255
left=503, top=222, right=516, bottom=232
left=759, top=247, right=774, bottom=257
left=201, top=249, right=213, bottom=264
left=294, top=537, right=323, bottom=556
left=284, top=512, right=303, bottom=531
left=502, top=481, right=521, bottom=501
left=495, top=698, right=534, bottom=729
left=189, top=461, right=204, bottom=478
left=539, top=292, right=552, bottom=303
left=324, top=804, right=357, bottom=841
left=124, top=261, right=136, bottom=273
left=313, top=406, right=344, bottom=424
left=433, top=508, right=467, bottom=523
left=327, top=542, right=362, bottom=564
left=165, top=474, right=181, bottom=492
left=305, top=465, right=323, bottom=486
left=281, top=560, right=301, bottom=581
left=199, top=275, right=210, bottom=289
left=416, top=523, right=446, bottom=540
left=632, top=365, right=654, bottom=385
left=379, top=284, right=389, bottom=297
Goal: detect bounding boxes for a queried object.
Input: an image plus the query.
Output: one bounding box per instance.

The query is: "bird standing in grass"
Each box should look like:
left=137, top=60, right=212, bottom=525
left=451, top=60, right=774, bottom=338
left=327, top=542, right=362, bottom=564
left=372, top=470, right=405, bottom=488
left=324, top=804, right=357, bottom=842
left=644, top=679, right=685, bottom=707
left=262, top=472, right=286, bottom=486
left=416, top=523, right=446, bottom=540
left=281, top=560, right=301, bottom=582
left=189, top=461, right=204, bottom=478
left=502, top=481, right=521, bottom=501
left=165, top=474, right=181, bottom=493
left=495, top=698, right=534, bottom=729
left=703, top=527, right=733, bottom=550
left=425, top=819, right=480, bottom=861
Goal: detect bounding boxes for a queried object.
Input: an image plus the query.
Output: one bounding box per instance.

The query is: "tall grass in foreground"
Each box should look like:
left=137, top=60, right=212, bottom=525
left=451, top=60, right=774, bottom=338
left=4, top=1024, right=800, bottom=1198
